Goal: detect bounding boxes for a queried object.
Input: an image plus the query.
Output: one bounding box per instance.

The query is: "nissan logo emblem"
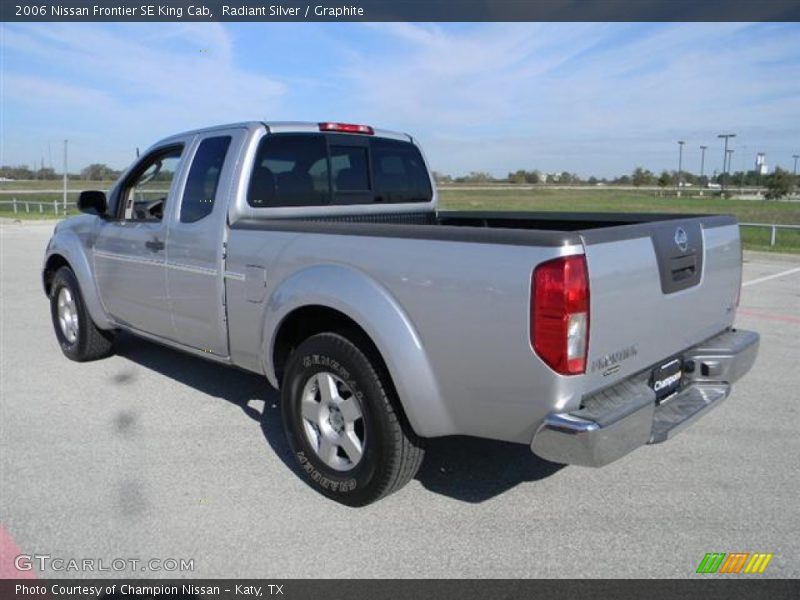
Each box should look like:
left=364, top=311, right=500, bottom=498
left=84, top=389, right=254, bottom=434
left=674, top=227, right=689, bottom=252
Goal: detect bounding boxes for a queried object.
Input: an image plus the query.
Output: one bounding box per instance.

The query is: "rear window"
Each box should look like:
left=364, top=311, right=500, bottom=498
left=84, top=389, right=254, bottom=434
left=331, top=146, right=370, bottom=191
left=248, top=135, right=330, bottom=207
left=246, top=133, right=432, bottom=208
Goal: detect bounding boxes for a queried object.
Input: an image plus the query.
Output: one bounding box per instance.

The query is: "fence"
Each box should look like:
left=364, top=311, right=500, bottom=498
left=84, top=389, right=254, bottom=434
left=1, top=199, right=797, bottom=250
left=0, top=198, right=65, bottom=216
left=739, top=223, right=800, bottom=248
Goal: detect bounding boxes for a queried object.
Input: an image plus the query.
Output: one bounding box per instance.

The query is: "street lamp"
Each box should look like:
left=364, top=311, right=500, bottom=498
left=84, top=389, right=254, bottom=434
left=793, top=154, right=799, bottom=177
left=699, top=145, right=707, bottom=180
left=677, top=141, right=685, bottom=196
left=717, top=133, right=736, bottom=193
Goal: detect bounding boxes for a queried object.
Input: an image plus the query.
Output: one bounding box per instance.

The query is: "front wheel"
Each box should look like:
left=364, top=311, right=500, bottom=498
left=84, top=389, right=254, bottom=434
left=281, top=333, right=424, bottom=506
left=49, top=266, right=115, bottom=362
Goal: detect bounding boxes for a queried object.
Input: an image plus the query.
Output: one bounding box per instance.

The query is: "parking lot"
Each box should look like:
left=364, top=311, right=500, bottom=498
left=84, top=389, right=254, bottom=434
left=1, top=221, right=798, bottom=578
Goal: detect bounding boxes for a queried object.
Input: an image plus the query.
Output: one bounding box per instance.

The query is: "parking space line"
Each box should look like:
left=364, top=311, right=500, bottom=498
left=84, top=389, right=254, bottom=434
left=737, top=308, right=800, bottom=324
left=742, top=266, right=800, bottom=288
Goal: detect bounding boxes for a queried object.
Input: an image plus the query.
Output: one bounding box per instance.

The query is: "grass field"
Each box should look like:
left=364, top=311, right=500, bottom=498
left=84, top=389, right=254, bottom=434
left=438, top=187, right=800, bottom=253
left=2, top=182, right=798, bottom=252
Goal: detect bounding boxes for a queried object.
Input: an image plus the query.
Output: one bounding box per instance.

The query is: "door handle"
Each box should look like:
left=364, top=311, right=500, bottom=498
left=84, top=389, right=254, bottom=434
left=145, top=239, right=165, bottom=252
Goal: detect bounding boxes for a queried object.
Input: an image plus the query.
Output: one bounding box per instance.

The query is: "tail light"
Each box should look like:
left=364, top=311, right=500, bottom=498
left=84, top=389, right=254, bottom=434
left=319, top=122, right=374, bottom=135
left=531, top=255, right=590, bottom=375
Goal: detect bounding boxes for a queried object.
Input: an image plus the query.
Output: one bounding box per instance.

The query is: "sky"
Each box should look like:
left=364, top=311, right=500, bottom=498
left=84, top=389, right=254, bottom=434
left=2, top=22, right=799, bottom=178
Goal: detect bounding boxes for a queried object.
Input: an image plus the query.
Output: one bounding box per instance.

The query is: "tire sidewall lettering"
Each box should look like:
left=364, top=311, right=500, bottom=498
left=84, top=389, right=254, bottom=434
left=285, top=344, right=382, bottom=498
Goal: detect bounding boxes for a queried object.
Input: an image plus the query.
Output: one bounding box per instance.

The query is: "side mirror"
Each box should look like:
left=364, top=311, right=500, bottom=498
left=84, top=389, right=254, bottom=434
left=78, top=190, right=107, bottom=216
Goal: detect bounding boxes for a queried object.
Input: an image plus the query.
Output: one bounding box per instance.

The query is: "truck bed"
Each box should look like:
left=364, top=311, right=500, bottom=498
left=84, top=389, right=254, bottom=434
left=231, top=209, right=736, bottom=247
left=225, top=207, right=742, bottom=444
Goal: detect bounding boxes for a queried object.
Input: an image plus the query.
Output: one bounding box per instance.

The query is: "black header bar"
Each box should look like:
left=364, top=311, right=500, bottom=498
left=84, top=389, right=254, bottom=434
left=3, top=0, right=800, bottom=22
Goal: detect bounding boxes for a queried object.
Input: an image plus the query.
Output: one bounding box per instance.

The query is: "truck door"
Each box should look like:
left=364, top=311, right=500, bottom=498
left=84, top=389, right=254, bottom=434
left=93, top=143, right=187, bottom=339
left=164, top=128, right=245, bottom=356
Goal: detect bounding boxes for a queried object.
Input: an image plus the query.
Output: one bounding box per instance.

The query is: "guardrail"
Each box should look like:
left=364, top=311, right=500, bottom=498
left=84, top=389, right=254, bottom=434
left=0, top=198, right=64, bottom=215
left=739, top=223, right=800, bottom=246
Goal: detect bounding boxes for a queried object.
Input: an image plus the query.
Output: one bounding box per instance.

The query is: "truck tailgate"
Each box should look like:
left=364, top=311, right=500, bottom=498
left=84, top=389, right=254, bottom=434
left=580, top=215, right=741, bottom=392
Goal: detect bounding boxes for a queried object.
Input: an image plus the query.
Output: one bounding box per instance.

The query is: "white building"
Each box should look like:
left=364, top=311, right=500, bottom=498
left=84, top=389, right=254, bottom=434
left=755, top=153, right=768, bottom=175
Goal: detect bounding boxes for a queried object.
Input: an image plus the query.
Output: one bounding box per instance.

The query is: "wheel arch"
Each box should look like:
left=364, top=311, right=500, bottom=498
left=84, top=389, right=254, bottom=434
left=43, top=253, right=70, bottom=295
left=43, top=232, right=114, bottom=330
left=263, top=264, right=453, bottom=438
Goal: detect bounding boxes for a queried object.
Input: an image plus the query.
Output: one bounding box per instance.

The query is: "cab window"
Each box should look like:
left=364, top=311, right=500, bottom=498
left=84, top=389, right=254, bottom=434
left=122, top=146, right=183, bottom=222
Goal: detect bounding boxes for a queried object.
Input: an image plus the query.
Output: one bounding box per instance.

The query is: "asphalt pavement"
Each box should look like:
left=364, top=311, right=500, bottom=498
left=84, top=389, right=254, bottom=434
left=1, top=222, right=798, bottom=578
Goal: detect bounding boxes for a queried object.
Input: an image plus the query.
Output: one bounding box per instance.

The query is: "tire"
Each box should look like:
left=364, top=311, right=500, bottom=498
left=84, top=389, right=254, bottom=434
left=281, top=332, right=424, bottom=506
left=49, top=266, right=115, bottom=362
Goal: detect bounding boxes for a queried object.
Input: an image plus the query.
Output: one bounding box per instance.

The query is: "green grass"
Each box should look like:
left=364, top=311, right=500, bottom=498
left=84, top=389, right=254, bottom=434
left=2, top=183, right=798, bottom=252
left=0, top=179, right=111, bottom=191
left=439, top=188, right=800, bottom=253
left=0, top=180, right=110, bottom=219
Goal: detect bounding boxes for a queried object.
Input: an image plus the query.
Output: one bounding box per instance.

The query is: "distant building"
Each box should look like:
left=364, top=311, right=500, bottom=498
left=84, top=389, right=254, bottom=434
left=543, top=172, right=560, bottom=183
left=755, top=153, right=768, bottom=175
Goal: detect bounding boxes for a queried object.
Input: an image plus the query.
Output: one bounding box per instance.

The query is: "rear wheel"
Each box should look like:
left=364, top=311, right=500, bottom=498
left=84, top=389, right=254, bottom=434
left=281, top=333, right=424, bottom=506
left=49, top=266, right=115, bottom=361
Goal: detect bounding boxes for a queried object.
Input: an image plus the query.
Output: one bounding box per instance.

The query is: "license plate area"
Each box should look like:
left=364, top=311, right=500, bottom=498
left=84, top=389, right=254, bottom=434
left=650, top=357, right=683, bottom=403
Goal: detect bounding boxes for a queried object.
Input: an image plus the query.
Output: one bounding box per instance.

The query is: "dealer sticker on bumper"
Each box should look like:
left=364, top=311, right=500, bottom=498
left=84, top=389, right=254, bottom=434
left=651, top=357, right=683, bottom=402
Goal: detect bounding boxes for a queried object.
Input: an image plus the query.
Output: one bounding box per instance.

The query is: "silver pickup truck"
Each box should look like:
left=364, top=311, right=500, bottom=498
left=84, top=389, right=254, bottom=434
left=44, top=121, right=759, bottom=505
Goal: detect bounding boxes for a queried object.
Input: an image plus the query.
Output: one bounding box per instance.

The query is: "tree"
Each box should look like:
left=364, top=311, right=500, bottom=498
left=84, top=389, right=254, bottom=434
left=657, top=170, right=671, bottom=188
left=462, top=171, right=492, bottom=183
left=431, top=171, right=452, bottom=185
left=0, top=165, right=34, bottom=180
left=764, top=167, right=793, bottom=200
left=507, top=169, right=541, bottom=184
left=508, top=170, right=527, bottom=184
left=81, top=163, right=120, bottom=180
left=34, top=167, right=57, bottom=180
left=526, top=170, right=542, bottom=184
left=631, top=167, right=654, bottom=187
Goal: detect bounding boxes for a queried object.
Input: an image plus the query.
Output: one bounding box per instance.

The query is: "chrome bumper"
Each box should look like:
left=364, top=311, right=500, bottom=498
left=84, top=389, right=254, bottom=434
left=530, top=329, right=759, bottom=467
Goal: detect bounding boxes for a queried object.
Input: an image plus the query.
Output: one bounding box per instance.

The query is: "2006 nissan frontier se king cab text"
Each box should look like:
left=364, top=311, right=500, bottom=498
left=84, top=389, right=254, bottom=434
left=43, top=121, right=759, bottom=505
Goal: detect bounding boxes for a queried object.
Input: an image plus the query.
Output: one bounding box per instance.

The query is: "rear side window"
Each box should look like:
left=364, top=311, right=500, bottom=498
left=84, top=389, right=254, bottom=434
left=371, top=138, right=432, bottom=204
left=248, top=135, right=329, bottom=207
left=180, top=136, right=231, bottom=223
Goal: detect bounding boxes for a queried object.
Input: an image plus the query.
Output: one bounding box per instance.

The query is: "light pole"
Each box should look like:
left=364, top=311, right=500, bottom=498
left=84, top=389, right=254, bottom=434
left=793, top=154, right=799, bottom=192
left=62, top=140, right=68, bottom=213
left=717, top=133, right=736, bottom=193
left=699, top=145, right=707, bottom=195
left=738, top=145, right=746, bottom=193
left=677, top=140, right=685, bottom=196
left=699, top=145, right=707, bottom=179
left=727, top=149, right=734, bottom=195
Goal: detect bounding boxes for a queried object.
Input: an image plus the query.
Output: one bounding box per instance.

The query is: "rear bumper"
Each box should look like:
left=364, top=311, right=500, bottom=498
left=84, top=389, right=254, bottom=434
left=530, top=329, right=759, bottom=467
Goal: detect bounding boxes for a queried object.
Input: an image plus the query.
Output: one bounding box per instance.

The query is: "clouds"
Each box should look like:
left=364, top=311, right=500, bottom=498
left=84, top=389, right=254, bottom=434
left=3, top=23, right=285, bottom=168
left=2, top=22, right=799, bottom=176
left=332, top=23, right=800, bottom=176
